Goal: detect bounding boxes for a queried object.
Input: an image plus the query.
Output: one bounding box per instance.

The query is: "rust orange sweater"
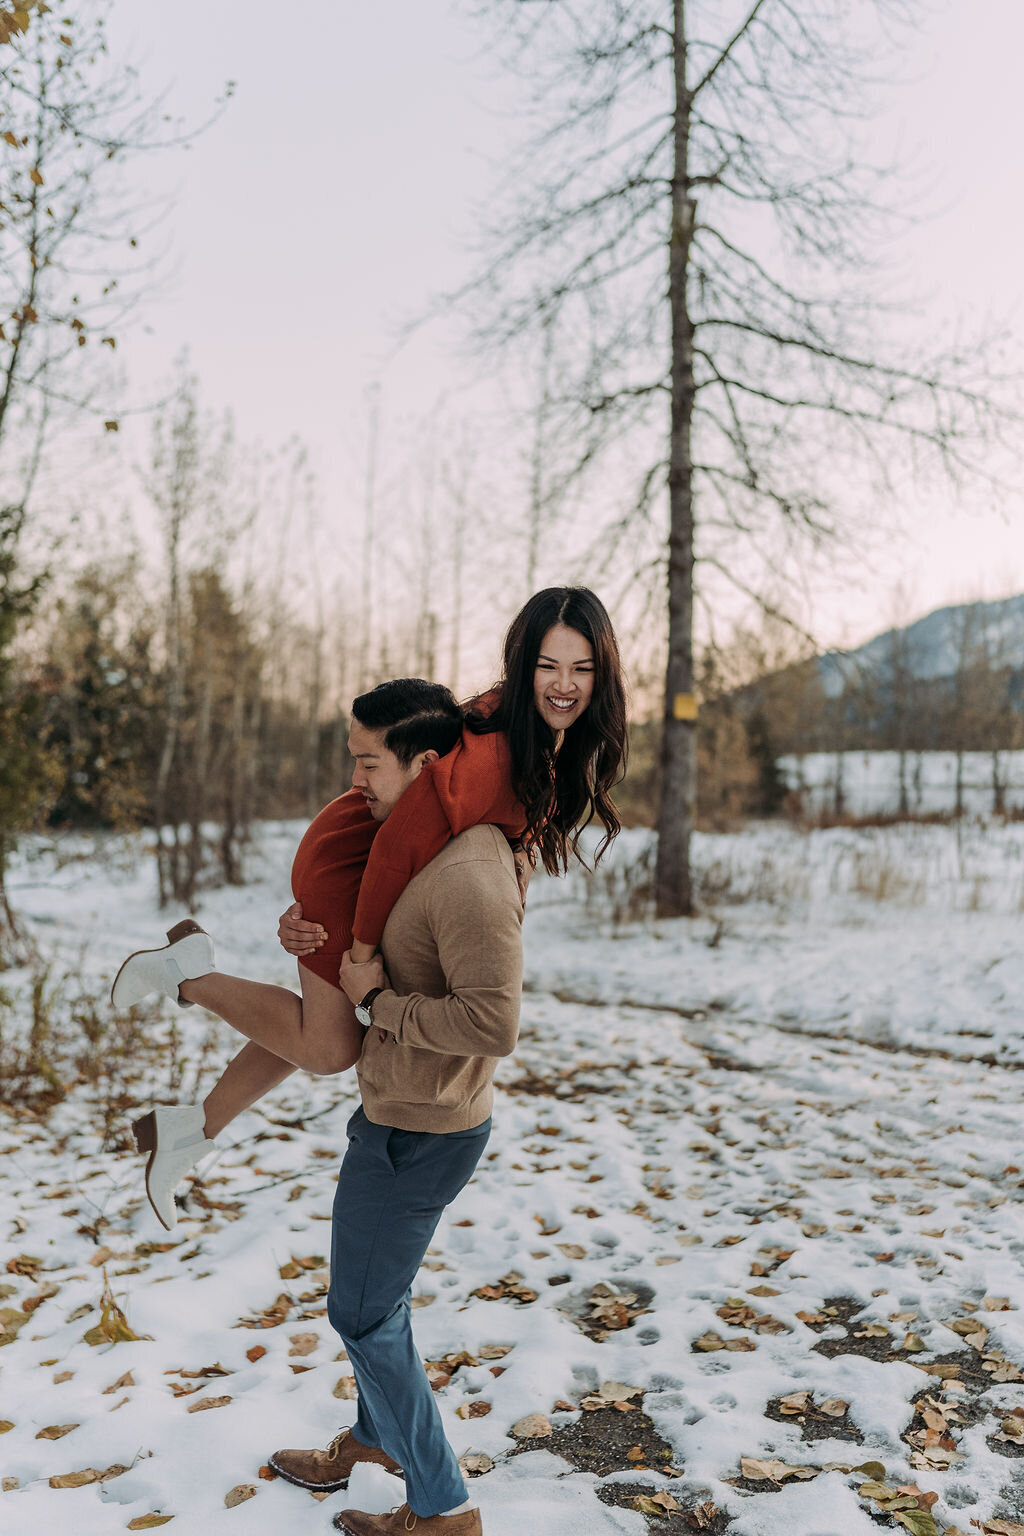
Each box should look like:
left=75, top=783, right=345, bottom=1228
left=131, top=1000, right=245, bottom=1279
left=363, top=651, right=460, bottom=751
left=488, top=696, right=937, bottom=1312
left=290, top=718, right=526, bottom=984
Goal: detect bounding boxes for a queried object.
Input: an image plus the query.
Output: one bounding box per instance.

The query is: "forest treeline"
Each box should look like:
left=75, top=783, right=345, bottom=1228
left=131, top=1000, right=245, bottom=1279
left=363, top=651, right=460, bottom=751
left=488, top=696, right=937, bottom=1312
left=19, top=557, right=1024, bottom=888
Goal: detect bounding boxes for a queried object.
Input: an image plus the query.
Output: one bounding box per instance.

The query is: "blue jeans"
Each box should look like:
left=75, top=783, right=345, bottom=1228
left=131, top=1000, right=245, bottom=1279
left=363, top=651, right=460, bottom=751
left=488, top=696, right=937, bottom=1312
left=327, top=1105, right=491, bottom=1517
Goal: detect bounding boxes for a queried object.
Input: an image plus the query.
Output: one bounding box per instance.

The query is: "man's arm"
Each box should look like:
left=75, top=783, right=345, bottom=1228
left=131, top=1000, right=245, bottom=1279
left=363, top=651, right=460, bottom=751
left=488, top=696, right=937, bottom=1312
left=342, top=858, right=523, bottom=1058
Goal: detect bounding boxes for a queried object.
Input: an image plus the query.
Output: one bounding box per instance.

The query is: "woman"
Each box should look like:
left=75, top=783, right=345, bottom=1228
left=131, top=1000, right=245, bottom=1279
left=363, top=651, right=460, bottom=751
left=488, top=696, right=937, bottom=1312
left=111, top=587, right=628, bottom=1228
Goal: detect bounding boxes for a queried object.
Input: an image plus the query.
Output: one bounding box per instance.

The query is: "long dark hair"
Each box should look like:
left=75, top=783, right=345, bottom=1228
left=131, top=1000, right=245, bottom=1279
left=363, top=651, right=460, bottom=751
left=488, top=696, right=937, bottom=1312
left=467, top=587, right=628, bottom=875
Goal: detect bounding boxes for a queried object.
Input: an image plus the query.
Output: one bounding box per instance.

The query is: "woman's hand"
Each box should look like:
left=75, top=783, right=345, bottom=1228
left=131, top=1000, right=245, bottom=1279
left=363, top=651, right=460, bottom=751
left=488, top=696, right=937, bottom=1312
left=339, top=949, right=387, bottom=1006
left=278, top=901, right=327, bottom=957
left=348, top=939, right=377, bottom=965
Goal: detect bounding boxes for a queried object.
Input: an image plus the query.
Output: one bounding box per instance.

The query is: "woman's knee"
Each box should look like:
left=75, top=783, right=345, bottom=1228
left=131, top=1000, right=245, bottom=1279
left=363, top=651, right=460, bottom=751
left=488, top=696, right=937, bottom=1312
left=307, top=1041, right=360, bottom=1077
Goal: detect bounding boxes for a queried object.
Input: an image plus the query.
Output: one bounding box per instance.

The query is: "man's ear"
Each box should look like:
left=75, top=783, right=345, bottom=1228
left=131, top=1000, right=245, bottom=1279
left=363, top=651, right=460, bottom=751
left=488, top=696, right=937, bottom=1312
left=413, top=749, right=439, bottom=773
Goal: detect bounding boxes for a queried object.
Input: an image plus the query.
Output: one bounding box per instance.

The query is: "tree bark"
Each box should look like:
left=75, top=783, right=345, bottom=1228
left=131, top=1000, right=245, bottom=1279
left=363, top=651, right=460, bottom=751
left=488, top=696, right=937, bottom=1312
left=655, top=0, right=698, bottom=919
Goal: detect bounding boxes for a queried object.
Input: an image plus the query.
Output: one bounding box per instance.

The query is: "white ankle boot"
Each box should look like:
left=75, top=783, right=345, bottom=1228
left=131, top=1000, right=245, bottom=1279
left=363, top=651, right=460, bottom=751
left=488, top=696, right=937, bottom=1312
left=111, top=920, right=215, bottom=1010
left=131, top=1104, right=217, bottom=1231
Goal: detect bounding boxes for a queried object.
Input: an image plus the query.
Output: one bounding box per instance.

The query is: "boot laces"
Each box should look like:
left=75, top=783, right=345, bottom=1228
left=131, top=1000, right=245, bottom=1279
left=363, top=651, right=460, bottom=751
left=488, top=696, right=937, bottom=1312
left=392, top=1507, right=417, bottom=1531
left=325, top=1430, right=349, bottom=1463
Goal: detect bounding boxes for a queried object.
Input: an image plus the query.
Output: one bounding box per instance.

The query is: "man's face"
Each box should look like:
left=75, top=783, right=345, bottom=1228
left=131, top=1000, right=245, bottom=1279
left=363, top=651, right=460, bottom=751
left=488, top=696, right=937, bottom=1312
left=348, top=719, right=425, bottom=820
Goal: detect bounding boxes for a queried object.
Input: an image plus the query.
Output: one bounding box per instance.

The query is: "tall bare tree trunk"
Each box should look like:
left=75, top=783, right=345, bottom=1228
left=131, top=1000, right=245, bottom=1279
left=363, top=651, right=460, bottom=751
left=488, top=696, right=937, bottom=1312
left=655, top=0, right=697, bottom=919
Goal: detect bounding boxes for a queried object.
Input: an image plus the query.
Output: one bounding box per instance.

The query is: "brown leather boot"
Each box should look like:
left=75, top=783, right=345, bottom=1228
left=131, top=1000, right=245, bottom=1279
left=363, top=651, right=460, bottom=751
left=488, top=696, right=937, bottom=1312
left=333, top=1505, right=481, bottom=1535
left=268, top=1428, right=402, bottom=1492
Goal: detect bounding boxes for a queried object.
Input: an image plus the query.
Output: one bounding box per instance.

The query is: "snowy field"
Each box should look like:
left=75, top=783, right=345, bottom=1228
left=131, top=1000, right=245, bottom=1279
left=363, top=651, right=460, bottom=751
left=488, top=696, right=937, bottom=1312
left=780, top=749, right=1024, bottom=820
left=3, top=820, right=1024, bottom=1536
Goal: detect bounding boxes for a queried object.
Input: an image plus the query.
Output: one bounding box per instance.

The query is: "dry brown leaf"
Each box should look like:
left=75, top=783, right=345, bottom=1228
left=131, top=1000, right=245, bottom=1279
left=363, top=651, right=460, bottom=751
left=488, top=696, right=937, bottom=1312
left=224, top=1484, right=257, bottom=1508
left=127, top=1518, right=175, bottom=1530
left=102, top=1371, right=134, bottom=1395
left=686, top=1503, right=719, bottom=1531
left=333, top=1376, right=358, bottom=1400
left=36, top=1424, right=78, bottom=1439
left=634, top=1490, right=681, bottom=1515
left=983, top=1297, right=1014, bottom=1312
left=820, top=1398, right=849, bottom=1417
left=556, top=1243, right=586, bottom=1259
left=288, top=1332, right=318, bottom=1357
left=511, top=1413, right=552, bottom=1439
left=478, top=1344, right=513, bottom=1359
left=50, top=1468, right=101, bottom=1489
left=694, top=1330, right=725, bottom=1352
left=186, top=1395, right=231, bottom=1413
left=460, top=1451, right=494, bottom=1476
left=455, top=1401, right=492, bottom=1419
left=741, top=1457, right=818, bottom=1483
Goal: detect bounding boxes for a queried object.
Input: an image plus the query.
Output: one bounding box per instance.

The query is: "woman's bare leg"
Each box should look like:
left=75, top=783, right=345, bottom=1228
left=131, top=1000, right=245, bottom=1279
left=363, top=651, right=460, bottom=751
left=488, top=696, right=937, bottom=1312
left=179, top=965, right=363, bottom=1078
left=202, top=1041, right=298, bottom=1140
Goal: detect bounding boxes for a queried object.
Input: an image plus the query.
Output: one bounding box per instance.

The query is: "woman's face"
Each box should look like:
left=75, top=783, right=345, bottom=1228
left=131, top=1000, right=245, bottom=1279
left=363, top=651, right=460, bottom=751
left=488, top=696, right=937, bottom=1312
left=532, top=622, right=595, bottom=731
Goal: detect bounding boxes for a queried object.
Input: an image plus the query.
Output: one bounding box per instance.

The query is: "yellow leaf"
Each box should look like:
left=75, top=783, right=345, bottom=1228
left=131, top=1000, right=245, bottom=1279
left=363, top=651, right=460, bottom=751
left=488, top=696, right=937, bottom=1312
left=0, top=1420, right=13, bottom=1433
left=29, top=167, right=43, bottom=186
left=127, top=1518, right=175, bottom=1530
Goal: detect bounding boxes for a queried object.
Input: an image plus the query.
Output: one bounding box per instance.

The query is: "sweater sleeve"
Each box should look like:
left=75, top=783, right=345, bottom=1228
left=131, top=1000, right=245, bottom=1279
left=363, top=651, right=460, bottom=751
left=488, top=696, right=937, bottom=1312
left=351, top=728, right=526, bottom=948
left=370, top=855, right=523, bottom=1056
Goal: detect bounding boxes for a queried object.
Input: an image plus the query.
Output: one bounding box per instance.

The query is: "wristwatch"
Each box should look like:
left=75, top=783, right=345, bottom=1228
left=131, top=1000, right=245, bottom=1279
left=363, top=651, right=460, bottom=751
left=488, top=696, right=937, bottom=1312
left=355, top=987, right=384, bottom=1028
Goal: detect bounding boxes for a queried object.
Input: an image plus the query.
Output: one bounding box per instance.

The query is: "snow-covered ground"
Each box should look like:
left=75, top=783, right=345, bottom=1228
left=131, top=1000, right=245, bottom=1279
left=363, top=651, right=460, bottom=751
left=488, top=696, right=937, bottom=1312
left=780, top=749, right=1024, bottom=820
left=3, top=821, right=1024, bottom=1536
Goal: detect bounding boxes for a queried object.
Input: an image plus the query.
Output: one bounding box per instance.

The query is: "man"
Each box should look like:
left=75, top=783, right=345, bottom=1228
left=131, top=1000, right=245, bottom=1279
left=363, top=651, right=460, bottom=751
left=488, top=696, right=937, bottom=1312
left=270, top=680, right=525, bottom=1536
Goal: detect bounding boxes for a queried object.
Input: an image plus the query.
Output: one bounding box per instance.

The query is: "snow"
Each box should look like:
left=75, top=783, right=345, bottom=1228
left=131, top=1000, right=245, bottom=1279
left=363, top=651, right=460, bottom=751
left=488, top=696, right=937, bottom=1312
left=3, top=819, right=1024, bottom=1534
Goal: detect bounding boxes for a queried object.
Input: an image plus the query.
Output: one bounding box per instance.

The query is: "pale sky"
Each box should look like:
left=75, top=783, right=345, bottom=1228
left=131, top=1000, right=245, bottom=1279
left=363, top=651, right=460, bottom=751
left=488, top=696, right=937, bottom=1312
left=98, top=0, right=1024, bottom=665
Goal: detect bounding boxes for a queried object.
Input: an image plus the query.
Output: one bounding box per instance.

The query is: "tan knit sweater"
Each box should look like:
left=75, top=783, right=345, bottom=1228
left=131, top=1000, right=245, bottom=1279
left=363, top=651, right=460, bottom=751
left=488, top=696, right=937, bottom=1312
left=357, top=823, right=524, bottom=1132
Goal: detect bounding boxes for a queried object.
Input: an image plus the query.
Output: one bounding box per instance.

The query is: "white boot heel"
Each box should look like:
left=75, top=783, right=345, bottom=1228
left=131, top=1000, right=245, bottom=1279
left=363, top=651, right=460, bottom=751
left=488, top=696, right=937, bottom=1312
left=110, top=922, right=215, bottom=1010
left=131, top=1104, right=216, bottom=1231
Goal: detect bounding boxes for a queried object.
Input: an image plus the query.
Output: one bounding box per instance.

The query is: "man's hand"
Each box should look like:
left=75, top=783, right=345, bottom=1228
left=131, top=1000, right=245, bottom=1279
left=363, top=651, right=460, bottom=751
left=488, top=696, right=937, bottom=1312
left=278, top=901, right=327, bottom=958
left=513, top=852, right=533, bottom=908
left=339, top=949, right=387, bottom=1006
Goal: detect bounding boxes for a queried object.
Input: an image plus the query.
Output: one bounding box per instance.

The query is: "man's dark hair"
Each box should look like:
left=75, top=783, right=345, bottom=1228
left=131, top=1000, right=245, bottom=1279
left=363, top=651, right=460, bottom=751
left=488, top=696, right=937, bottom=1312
left=352, top=678, right=463, bottom=766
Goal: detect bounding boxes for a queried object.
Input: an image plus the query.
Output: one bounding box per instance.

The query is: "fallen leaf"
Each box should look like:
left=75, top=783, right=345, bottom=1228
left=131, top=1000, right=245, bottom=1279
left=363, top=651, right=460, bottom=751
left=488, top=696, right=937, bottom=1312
left=50, top=1468, right=101, bottom=1489
left=224, top=1484, right=257, bottom=1508
left=820, top=1398, right=849, bottom=1417
left=983, top=1297, right=1014, bottom=1312
left=288, top=1332, right=318, bottom=1357
left=246, top=1345, right=267, bottom=1363
left=778, top=1391, right=812, bottom=1415
left=694, top=1330, right=725, bottom=1352
left=686, top=1503, right=719, bottom=1531
left=511, top=1413, right=552, bottom=1439
left=102, top=1371, right=134, bottom=1394
left=0, top=1420, right=13, bottom=1433
left=741, top=1457, right=818, bottom=1483
left=258, top=1466, right=277, bottom=1481
left=556, top=1244, right=586, bottom=1260
left=36, top=1424, right=78, bottom=1439
left=83, top=1280, right=141, bottom=1346
left=634, top=1490, right=680, bottom=1515
left=186, top=1395, right=232, bottom=1413
left=478, top=1344, right=513, bottom=1359
left=333, top=1376, right=358, bottom=1399
left=127, top=1518, right=175, bottom=1530
left=455, top=1401, right=491, bottom=1419
left=459, top=1452, right=494, bottom=1476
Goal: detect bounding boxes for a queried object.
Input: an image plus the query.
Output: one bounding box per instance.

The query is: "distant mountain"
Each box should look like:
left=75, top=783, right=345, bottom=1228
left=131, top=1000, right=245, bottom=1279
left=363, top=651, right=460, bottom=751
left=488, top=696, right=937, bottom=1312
left=819, top=594, right=1024, bottom=698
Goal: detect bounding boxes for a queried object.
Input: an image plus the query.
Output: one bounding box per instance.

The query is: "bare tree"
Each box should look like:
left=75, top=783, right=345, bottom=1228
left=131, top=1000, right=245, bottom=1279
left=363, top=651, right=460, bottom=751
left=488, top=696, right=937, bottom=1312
left=0, top=2, right=228, bottom=958
left=461, top=0, right=1014, bottom=913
